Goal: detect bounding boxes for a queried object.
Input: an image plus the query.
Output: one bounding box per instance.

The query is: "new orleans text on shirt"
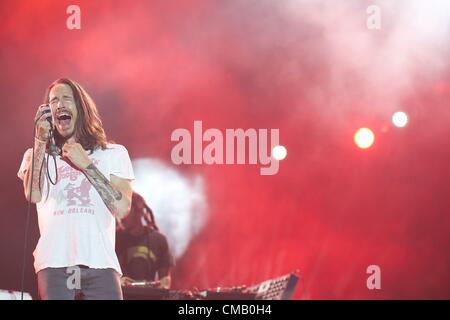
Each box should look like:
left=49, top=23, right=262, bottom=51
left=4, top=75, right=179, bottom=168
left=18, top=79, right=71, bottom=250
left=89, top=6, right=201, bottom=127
left=49, top=159, right=99, bottom=216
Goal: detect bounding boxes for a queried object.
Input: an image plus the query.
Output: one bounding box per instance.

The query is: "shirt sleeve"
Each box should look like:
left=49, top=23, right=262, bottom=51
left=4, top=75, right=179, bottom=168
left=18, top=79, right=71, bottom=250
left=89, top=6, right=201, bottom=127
left=110, top=145, right=135, bottom=181
left=17, top=148, right=33, bottom=181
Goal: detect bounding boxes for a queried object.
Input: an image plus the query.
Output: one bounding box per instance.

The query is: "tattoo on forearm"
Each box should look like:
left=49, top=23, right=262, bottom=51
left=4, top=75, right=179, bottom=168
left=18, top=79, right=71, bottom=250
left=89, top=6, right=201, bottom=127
left=84, top=163, right=123, bottom=214
left=31, top=140, right=46, bottom=193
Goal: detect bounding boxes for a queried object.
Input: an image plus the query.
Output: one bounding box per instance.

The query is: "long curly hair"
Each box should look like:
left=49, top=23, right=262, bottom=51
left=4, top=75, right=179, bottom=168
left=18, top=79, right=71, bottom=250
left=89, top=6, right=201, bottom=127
left=131, top=192, right=159, bottom=231
left=118, top=192, right=159, bottom=235
left=43, top=78, right=108, bottom=154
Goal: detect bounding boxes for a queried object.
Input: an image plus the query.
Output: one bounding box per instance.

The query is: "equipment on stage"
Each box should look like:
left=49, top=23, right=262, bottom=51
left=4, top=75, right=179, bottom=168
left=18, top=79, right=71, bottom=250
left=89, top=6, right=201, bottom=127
left=198, top=288, right=257, bottom=300
left=246, top=270, right=299, bottom=300
left=200, top=270, right=299, bottom=300
left=0, top=272, right=299, bottom=300
left=121, top=270, right=299, bottom=300
left=0, top=289, right=32, bottom=300
left=121, top=282, right=196, bottom=300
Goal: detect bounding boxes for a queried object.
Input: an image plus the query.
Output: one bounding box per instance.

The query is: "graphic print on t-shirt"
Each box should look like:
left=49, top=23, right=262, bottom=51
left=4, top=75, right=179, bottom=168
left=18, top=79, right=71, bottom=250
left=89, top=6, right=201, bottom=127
left=51, top=159, right=100, bottom=215
left=64, top=178, right=92, bottom=207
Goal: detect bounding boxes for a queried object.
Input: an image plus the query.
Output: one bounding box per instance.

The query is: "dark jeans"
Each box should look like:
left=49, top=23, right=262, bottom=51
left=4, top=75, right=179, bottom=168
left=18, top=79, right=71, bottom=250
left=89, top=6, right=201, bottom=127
left=37, top=266, right=123, bottom=300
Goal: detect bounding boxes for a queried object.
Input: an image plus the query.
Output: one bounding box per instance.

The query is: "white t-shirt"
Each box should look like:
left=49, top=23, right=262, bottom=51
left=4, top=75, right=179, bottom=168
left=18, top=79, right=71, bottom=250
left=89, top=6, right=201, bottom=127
left=17, top=143, right=135, bottom=275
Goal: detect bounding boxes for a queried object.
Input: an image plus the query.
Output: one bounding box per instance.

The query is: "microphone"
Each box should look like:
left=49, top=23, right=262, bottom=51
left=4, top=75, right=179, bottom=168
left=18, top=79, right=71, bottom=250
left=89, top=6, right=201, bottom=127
left=42, top=107, right=59, bottom=156
left=48, top=127, right=59, bottom=156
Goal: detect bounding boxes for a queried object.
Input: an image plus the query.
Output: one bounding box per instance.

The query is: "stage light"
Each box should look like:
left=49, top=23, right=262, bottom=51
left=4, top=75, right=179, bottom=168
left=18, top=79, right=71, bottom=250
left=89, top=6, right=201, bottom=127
left=354, top=128, right=375, bottom=149
left=272, top=145, right=287, bottom=160
left=392, top=111, right=408, bottom=128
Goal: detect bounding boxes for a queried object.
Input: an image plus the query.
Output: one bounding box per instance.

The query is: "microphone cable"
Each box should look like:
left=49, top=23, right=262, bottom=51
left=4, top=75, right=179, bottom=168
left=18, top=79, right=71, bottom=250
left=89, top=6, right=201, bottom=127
left=20, top=114, right=59, bottom=300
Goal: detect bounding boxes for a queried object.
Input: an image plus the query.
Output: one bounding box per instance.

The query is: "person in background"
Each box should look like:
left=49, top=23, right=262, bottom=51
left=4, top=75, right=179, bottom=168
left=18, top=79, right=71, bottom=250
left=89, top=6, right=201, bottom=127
left=116, top=192, right=174, bottom=289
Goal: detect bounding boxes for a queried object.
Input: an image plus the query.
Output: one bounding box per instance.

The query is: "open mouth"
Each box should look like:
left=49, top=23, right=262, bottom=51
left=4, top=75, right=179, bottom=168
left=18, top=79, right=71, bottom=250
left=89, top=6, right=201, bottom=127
left=56, top=112, right=72, bottom=129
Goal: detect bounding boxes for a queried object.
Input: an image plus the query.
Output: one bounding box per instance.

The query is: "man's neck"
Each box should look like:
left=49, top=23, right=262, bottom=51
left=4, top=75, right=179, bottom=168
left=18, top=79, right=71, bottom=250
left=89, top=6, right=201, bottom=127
left=56, top=134, right=76, bottom=147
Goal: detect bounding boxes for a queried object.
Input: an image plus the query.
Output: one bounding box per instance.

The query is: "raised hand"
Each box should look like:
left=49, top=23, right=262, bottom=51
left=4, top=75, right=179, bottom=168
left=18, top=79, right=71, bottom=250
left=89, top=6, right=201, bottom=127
left=62, top=139, right=93, bottom=170
left=34, top=104, right=52, bottom=141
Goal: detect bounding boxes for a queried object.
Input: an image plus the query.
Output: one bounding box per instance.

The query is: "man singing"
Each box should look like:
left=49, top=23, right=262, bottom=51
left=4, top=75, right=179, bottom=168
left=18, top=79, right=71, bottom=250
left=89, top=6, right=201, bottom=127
left=17, top=78, right=134, bottom=300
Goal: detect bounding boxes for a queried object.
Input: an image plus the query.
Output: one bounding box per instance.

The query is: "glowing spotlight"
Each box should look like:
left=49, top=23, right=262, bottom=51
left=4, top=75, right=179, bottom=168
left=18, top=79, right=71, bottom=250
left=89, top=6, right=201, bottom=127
left=354, top=128, right=375, bottom=149
left=392, top=111, right=408, bottom=128
left=272, top=145, right=287, bottom=160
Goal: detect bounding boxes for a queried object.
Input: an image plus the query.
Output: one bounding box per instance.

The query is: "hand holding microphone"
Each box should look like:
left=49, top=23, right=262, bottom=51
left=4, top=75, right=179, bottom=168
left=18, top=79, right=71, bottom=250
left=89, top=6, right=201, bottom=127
left=34, top=104, right=59, bottom=155
left=33, top=104, right=60, bottom=186
left=34, top=104, right=53, bottom=141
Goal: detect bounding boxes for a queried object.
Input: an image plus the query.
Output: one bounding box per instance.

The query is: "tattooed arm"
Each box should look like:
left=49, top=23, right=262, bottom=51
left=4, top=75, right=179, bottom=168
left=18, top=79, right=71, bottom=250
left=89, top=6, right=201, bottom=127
left=22, top=104, right=53, bottom=203
left=22, top=138, right=47, bottom=203
left=83, top=163, right=132, bottom=219
left=61, top=141, right=132, bottom=219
